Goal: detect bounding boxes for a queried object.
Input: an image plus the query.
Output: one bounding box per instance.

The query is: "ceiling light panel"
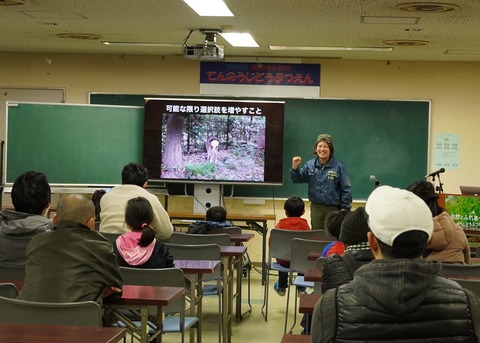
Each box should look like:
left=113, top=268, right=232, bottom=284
left=221, top=33, right=259, bottom=47
left=183, top=0, right=234, bottom=16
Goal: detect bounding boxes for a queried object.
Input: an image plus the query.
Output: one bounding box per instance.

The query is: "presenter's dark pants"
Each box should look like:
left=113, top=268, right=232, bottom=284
left=310, top=203, right=340, bottom=236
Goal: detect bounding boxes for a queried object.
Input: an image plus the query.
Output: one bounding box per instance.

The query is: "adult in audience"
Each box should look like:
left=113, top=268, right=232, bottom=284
left=311, top=186, right=480, bottom=342
left=407, top=180, right=470, bottom=264
left=290, top=133, right=352, bottom=232
left=99, top=162, right=173, bottom=241
left=113, top=196, right=174, bottom=268
left=0, top=171, right=53, bottom=265
left=18, top=194, right=122, bottom=304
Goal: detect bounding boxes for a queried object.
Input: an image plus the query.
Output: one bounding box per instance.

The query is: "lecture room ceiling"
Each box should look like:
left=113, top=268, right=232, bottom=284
left=2, top=0, right=480, bottom=62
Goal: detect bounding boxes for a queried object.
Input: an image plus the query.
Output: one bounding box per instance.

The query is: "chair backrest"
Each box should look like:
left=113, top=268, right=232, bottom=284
left=0, top=296, right=102, bottom=327
left=450, top=278, right=480, bottom=297
left=476, top=246, right=480, bottom=258
left=0, top=263, right=25, bottom=280
left=441, top=263, right=480, bottom=277
left=170, top=232, right=231, bottom=246
left=290, top=238, right=331, bottom=274
left=99, top=232, right=121, bottom=244
left=209, top=226, right=242, bottom=235
left=269, top=228, right=322, bottom=262
left=166, top=243, right=222, bottom=282
left=119, top=267, right=186, bottom=313
left=0, top=283, right=18, bottom=298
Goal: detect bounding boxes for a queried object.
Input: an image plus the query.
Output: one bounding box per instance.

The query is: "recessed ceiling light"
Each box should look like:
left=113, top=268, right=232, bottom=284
left=396, top=2, right=459, bottom=12
left=0, top=0, right=25, bottom=5
left=56, top=33, right=102, bottom=40
left=383, top=39, right=429, bottom=46
left=269, top=46, right=392, bottom=52
left=183, top=0, right=234, bottom=16
left=102, top=41, right=179, bottom=47
left=221, top=33, right=259, bottom=47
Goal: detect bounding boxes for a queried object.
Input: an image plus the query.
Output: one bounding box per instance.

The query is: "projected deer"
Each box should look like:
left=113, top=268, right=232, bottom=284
left=206, top=136, right=219, bottom=164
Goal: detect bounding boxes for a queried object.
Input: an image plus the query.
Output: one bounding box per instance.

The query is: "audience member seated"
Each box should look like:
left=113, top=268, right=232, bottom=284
left=321, top=210, right=348, bottom=257
left=311, top=185, right=480, bottom=342
left=321, top=206, right=373, bottom=293
left=272, top=196, right=311, bottom=297
left=113, top=196, right=174, bottom=268
left=18, top=194, right=122, bottom=304
left=99, top=163, right=173, bottom=241
left=0, top=171, right=53, bottom=265
left=187, top=206, right=233, bottom=234
left=407, top=180, right=470, bottom=264
left=92, top=188, right=107, bottom=230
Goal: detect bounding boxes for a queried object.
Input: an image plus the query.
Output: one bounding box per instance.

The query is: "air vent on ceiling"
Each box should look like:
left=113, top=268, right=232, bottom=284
left=56, top=33, right=103, bottom=40
left=383, top=40, right=429, bottom=46
left=396, top=2, right=459, bottom=12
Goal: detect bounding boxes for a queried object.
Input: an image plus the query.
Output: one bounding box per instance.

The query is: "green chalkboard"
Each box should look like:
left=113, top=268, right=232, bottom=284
left=90, top=94, right=430, bottom=200
left=6, top=102, right=143, bottom=185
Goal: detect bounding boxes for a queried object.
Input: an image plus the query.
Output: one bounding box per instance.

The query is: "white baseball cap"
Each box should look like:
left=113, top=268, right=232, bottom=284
left=365, top=185, right=433, bottom=246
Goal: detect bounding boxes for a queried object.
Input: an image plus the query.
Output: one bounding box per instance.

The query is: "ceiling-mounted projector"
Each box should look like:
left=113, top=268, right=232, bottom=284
left=183, top=29, right=224, bottom=61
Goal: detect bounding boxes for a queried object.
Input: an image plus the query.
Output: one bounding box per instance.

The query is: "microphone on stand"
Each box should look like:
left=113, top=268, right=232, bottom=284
left=369, top=175, right=381, bottom=188
left=424, top=168, right=445, bottom=178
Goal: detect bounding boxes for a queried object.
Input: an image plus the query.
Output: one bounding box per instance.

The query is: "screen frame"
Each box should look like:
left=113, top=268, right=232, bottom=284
left=143, top=97, right=285, bottom=186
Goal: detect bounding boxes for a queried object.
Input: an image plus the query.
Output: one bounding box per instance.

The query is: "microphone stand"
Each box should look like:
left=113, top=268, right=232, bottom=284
left=432, top=173, right=444, bottom=193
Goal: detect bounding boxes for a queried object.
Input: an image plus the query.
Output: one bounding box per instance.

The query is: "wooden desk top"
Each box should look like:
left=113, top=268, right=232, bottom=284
left=174, top=259, right=220, bottom=274
left=298, top=293, right=321, bottom=314
left=281, top=334, right=311, bottom=343
left=168, top=212, right=276, bottom=222
left=225, top=233, right=254, bottom=242
left=108, top=284, right=183, bottom=307
left=0, top=323, right=125, bottom=343
left=304, top=268, right=323, bottom=282
left=220, top=245, right=247, bottom=257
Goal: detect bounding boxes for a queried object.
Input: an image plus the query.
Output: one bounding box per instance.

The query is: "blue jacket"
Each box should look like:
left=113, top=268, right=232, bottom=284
left=290, top=156, right=352, bottom=210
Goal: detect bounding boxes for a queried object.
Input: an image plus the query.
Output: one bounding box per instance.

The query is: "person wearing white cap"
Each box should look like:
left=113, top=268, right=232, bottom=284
left=311, top=185, right=480, bottom=343
left=290, top=133, right=352, bottom=233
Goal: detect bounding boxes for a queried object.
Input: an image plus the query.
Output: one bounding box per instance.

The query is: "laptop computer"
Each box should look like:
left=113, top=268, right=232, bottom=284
left=459, top=186, right=480, bottom=195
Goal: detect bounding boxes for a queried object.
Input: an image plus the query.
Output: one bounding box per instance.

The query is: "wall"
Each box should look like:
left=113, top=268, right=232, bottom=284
left=1, top=52, right=480, bottom=262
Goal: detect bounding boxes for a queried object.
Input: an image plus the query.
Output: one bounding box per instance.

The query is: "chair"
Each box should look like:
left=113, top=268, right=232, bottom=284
left=207, top=226, right=253, bottom=317
left=0, top=296, right=102, bottom=327
left=476, top=246, right=480, bottom=258
left=262, top=228, right=323, bottom=321
left=166, top=242, right=223, bottom=343
left=441, top=263, right=480, bottom=277
left=313, top=257, right=326, bottom=294
left=0, top=263, right=25, bottom=280
left=285, top=238, right=331, bottom=334
left=118, top=267, right=199, bottom=343
left=170, top=232, right=231, bottom=246
left=0, top=283, right=18, bottom=298
left=99, top=232, right=121, bottom=244
left=449, top=278, right=480, bottom=297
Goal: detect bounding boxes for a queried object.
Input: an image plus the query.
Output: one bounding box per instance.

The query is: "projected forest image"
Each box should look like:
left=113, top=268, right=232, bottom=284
left=160, top=112, right=266, bottom=182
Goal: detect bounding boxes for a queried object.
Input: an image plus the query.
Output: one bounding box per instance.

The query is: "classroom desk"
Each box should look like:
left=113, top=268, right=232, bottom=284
left=104, top=284, right=184, bottom=343
left=304, top=268, right=323, bottom=283
left=298, top=293, right=321, bottom=314
left=220, top=245, right=247, bottom=343
left=168, top=211, right=276, bottom=284
left=0, top=323, right=126, bottom=343
left=174, top=259, right=219, bottom=343
left=281, top=333, right=311, bottom=343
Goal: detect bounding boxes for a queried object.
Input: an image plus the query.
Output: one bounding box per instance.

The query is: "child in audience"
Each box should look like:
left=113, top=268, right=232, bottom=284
left=187, top=205, right=233, bottom=233
left=321, top=210, right=348, bottom=257
left=274, top=196, right=311, bottom=296
left=113, top=196, right=174, bottom=268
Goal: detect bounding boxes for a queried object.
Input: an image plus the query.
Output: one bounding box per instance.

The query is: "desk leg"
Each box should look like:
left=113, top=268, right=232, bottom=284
left=140, top=304, right=149, bottom=343
left=221, top=256, right=234, bottom=343
left=235, top=250, right=252, bottom=320
left=187, top=274, right=202, bottom=343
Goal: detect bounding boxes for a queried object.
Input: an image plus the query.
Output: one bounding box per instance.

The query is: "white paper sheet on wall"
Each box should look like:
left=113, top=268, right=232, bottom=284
left=433, top=133, right=460, bottom=170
